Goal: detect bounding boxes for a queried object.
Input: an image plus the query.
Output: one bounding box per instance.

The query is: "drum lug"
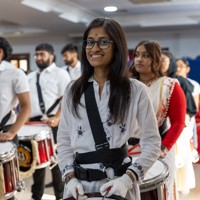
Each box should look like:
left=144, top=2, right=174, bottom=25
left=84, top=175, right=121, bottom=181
left=16, top=179, right=25, bottom=192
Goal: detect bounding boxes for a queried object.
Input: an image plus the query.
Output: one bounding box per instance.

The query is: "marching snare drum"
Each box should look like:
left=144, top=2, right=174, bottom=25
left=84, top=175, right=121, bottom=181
left=64, top=193, right=126, bottom=200
left=139, top=158, right=169, bottom=200
left=0, top=142, right=22, bottom=200
left=17, top=124, right=56, bottom=172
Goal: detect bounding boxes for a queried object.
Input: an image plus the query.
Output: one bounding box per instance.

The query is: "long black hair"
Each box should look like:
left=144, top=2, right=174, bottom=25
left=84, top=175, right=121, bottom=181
left=69, top=17, right=131, bottom=123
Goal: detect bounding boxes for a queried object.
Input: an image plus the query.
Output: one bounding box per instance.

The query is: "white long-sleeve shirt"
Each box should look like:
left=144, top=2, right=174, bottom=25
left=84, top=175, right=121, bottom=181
left=57, top=78, right=160, bottom=184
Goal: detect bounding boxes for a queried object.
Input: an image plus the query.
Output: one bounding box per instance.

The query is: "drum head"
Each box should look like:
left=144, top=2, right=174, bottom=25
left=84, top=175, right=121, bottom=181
left=0, top=141, right=16, bottom=161
left=18, top=124, right=51, bottom=140
left=64, top=193, right=126, bottom=200
left=139, top=158, right=169, bottom=191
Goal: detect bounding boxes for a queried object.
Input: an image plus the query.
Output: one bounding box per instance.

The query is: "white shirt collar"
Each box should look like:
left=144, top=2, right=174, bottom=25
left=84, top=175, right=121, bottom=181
left=37, top=62, right=56, bottom=74
left=0, top=61, right=7, bottom=71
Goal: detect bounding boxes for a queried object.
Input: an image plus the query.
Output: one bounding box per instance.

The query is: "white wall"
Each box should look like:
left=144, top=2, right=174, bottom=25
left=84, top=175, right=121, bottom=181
left=126, top=29, right=200, bottom=59
left=8, top=29, right=200, bottom=71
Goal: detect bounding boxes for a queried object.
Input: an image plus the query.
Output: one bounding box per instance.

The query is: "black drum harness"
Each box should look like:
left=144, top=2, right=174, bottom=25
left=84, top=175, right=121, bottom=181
left=74, top=82, right=131, bottom=182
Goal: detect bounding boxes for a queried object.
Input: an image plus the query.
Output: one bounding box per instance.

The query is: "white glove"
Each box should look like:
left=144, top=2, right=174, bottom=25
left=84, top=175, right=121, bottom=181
left=100, top=174, right=133, bottom=198
left=66, top=178, right=87, bottom=199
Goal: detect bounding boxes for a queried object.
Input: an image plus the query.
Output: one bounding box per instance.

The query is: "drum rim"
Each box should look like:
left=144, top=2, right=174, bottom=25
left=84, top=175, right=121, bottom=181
left=18, top=130, right=51, bottom=141
left=0, top=141, right=16, bottom=161
left=140, top=159, right=169, bottom=191
left=64, top=192, right=127, bottom=200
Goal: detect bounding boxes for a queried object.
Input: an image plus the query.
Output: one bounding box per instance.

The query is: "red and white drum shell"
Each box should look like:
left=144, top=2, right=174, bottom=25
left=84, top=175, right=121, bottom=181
left=0, top=142, right=20, bottom=200
left=17, top=123, right=55, bottom=170
left=64, top=192, right=127, bottom=200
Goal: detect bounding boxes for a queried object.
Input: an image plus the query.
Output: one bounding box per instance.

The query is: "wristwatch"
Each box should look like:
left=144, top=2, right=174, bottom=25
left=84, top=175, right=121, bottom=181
left=65, top=173, right=75, bottom=185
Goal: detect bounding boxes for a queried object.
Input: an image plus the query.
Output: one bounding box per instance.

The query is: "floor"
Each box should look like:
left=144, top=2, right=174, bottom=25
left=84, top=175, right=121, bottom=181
left=13, top=167, right=56, bottom=200
left=11, top=163, right=200, bottom=200
left=177, top=163, right=200, bottom=200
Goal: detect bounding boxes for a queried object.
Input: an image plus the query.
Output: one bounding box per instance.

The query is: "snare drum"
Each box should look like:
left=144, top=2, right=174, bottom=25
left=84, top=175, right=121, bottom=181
left=0, top=142, right=21, bottom=200
left=17, top=124, right=56, bottom=172
left=139, top=158, right=169, bottom=200
left=64, top=192, right=126, bottom=200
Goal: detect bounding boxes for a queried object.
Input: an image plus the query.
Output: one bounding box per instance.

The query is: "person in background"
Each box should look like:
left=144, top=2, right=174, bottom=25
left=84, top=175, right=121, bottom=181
left=161, top=51, right=196, bottom=119
left=0, top=37, right=31, bottom=200
left=176, top=58, right=200, bottom=151
left=57, top=18, right=161, bottom=200
left=28, top=43, right=71, bottom=200
left=61, top=43, right=81, bottom=80
left=176, top=58, right=200, bottom=111
left=161, top=51, right=196, bottom=197
left=130, top=40, right=186, bottom=200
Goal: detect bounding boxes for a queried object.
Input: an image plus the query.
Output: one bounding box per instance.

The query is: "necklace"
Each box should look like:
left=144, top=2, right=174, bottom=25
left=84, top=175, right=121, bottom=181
left=140, top=77, right=158, bottom=87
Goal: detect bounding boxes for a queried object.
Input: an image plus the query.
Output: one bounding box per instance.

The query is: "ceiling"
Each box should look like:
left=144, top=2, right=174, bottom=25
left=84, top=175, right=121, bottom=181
left=1, top=0, right=200, bottom=39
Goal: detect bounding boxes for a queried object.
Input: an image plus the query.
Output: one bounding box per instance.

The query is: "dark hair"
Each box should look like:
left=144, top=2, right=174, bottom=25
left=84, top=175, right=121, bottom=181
left=130, top=40, right=162, bottom=79
left=70, top=17, right=130, bottom=123
left=61, top=43, right=78, bottom=54
left=0, top=37, right=13, bottom=60
left=176, top=58, right=189, bottom=67
left=35, top=43, right=54, bottom=54
left=162, top=50, right=177, bottom=78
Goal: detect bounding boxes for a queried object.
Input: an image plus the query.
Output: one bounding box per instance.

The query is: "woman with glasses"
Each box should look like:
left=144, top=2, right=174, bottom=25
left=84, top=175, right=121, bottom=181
left=57, top=18, right=161, bottom=200
left=129, top=40, right=186, bottom=200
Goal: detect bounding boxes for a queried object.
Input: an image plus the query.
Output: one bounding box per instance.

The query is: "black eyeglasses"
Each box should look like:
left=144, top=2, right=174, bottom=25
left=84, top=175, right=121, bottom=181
left=83, top=39, right=113, bottom=50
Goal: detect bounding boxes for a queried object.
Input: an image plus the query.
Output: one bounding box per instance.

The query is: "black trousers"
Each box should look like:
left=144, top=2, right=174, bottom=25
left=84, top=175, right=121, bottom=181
left=29, top=118, right=64, bottom=200
left=31, top=164, right=64, bottom=200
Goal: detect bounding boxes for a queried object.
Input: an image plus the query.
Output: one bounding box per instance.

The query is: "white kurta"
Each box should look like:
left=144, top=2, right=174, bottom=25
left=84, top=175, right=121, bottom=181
left=57, top=78, right=161, bottom=199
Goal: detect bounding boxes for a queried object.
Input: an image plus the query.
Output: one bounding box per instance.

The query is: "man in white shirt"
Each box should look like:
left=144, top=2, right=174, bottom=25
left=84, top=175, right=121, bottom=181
left=28, top=43, right=71, bottom=200
left=0, top=37, right=31, bottom=200
left=61, top=43, right=81, bottom=80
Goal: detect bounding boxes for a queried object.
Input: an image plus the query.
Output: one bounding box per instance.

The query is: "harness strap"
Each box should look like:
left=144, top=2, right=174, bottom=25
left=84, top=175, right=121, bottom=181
left=0, top=111, right=12, bottom=131
left=74, top=159, right=131, bottom=182
left=75, top=144, right=128, bottom=165
left=84, top=82, right=109, bottom=150
left=36, top=73, right=61, bottom=116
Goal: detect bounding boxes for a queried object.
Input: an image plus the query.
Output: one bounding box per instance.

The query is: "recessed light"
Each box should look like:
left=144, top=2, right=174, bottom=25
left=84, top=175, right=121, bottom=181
left=104, top=6, right=118, bottom=12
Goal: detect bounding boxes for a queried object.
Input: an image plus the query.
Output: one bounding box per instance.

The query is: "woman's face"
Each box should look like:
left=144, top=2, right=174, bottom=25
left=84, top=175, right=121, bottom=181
left=85, top=27, right=114, bottom=71
left=134, top=45, right=152, bottom=75
left=161, top=54, right=170, bottom=75
left=176, top=59, right=188, bottom=78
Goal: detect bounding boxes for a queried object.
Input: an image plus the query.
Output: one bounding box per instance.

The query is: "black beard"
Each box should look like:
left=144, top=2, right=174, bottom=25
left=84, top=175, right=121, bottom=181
left=65, top=58, right=74, bottom=66
left=36, top=61, right=50, bottom=70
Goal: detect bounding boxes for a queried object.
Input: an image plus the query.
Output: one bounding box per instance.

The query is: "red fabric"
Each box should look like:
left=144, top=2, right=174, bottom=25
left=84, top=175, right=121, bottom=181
left=195, top=108, right=200, bottom=154
left=162, top=82, right=186, bottom=150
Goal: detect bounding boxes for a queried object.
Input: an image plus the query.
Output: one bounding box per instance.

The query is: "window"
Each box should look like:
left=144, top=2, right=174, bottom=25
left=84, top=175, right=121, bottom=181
left=8, top=53, right=30, bottom=73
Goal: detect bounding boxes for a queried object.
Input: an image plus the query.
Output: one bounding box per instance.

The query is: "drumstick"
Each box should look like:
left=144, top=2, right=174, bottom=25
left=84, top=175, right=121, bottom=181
left=102, top=186, right=112, bottom=200
left=25, top=121, right=48, bottom=125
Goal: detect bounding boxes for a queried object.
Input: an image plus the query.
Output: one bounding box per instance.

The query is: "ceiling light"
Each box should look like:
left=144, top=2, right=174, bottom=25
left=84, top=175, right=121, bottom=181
left=21, top=0, right=51, bottom=12
left=104, top=6, right=118, bottom=12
